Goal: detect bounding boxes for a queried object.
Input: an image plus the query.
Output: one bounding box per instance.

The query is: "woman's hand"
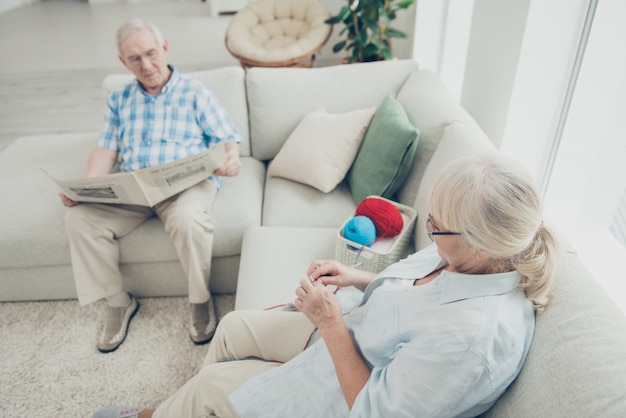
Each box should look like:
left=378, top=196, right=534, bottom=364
left=307, top=260, right=377, bottom=292
left=295, top=277, right=372, bottom=410
left=294, top=277, right=343, bottom=330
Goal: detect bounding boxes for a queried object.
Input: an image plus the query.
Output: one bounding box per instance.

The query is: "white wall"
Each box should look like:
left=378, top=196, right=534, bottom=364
left=500, top=0, right=588, bottom=183
left=440, top=0, right=589, bottom=183
left=412, top=0, right=474, bottom=101
left=460, top=0, right=532, bottom=150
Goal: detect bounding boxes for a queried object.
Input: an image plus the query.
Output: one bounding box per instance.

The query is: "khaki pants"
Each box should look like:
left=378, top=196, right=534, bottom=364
left=64, top=180, right=218, bottom=305
left=154, top=309, right=320, bottom=418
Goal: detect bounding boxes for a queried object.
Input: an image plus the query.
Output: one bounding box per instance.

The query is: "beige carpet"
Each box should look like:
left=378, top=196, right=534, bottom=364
left=0, top=295, right=235, bottom=417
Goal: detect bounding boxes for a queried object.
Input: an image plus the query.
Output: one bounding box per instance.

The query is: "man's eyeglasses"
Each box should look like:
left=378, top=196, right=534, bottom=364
left=426, top=214, right=462, bottom=242
left=125, top=49, right=160, bottom=67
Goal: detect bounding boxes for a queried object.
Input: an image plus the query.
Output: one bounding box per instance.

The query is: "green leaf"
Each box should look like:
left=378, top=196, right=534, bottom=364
left=385, top=27, right=408, bottom=38
left=332, top=40, right=347, bottom=53
left=396, top=0, right=416, bottom=9
left=381, top=48, right=394, bottom=60
left=325, top=6, right=351, bottom=24
left=357, top=29, right=368, bottom=44
left=365, top=19, right=380, bottom=34
left=325, top=0, right=414, bottom=63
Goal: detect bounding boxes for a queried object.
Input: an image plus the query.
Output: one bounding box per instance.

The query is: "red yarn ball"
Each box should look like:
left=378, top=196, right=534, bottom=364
left=355, top=197, right=403, bottom=238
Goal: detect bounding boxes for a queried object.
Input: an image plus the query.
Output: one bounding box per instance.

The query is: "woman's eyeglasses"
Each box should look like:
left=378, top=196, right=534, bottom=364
left=426, top=214, right=462, bottom=242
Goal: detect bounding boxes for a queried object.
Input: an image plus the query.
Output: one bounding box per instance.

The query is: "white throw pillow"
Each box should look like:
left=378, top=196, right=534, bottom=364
left=268, top=106, right=376, bottom=193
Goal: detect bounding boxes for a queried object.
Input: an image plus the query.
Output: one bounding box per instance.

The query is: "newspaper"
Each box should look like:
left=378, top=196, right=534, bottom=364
left=44, top=142, right=226, bottom=207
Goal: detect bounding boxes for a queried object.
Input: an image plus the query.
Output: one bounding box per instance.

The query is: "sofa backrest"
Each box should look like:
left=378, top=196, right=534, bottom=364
left=410, top=120, right=496, bottom=251
left=388, top=68, right=495, bottom=250
left=245, top=59, right=419, bottom=161
left=101, top=66, right=251, bottom=156
left=394, top=69, right=479, bottom=207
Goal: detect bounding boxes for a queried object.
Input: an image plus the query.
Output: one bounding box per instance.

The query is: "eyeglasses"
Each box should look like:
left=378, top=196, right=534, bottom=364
left=426, top=214, right=462, bottom=242
left=124, top=49, right=161, bottom=67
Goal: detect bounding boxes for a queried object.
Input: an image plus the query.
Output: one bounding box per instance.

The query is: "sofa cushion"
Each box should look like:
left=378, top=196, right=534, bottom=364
left=267, top=106, right=376, bottom=193
left=102, top=66, right=251, bottom=157
left=0, top=133, right=97, bottom=270
left=483, top=248, right=626, bottom=417
left=348, top=93, right=420, bottom=204
left=262, top=177, right=355, bottom=227
left=395, top=69, right=478, bottom=207
left=235, top=226, right=338, bottom=310
left=246, top=59, right=419, bottom=161
left=412, top=121, right=495, bottom=251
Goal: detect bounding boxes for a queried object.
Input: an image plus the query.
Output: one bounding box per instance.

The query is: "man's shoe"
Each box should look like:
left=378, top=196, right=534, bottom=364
left=92, top=406, right=142, bottom=418
left=189, top=298, right=217, bottom=345
left=97, top=296, right=139, bottom=353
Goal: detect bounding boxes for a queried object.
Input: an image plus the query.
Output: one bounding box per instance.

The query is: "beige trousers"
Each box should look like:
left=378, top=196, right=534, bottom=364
left=153, top=309, right=320, bottom=418
left=64, top=180, right=218, bottom=305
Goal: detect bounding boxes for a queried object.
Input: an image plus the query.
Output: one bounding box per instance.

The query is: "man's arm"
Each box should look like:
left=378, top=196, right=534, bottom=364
left=213, top=141, right=241, bottom=177
left=86, top=147, right=119, bottom=178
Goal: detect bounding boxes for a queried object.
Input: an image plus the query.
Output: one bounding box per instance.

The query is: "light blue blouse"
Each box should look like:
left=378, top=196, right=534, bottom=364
left=230, top=244, right=535, bottom=418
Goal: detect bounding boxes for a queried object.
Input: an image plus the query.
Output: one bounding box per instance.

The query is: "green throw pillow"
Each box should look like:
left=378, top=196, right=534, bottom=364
left=348, top=93, right=420, bottom=204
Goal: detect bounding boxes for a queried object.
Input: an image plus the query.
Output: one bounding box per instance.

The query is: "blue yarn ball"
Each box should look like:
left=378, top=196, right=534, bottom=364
left=343, top=216, right=377, bottom=246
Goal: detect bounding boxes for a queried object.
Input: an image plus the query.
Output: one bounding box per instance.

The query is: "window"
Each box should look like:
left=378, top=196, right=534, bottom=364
left=543, top=0, right=626, bottom=313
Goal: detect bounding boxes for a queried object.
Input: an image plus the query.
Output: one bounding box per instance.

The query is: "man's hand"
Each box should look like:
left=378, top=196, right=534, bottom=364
left=59, top=192, right=79, bottom=207
left=213, top=142, right=241, bottom=177
left=57, top=146, right=118, bottom=207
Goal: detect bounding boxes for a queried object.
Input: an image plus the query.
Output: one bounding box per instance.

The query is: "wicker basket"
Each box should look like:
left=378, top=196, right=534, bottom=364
left=335, top=197, right=417, bottom=273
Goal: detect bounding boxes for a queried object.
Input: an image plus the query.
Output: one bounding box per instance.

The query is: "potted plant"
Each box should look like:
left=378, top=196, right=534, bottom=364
left=325, top=0, right=416, bottom=63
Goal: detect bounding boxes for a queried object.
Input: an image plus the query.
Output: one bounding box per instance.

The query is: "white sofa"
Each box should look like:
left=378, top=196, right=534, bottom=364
left=0, top=60, right=624, bottom=416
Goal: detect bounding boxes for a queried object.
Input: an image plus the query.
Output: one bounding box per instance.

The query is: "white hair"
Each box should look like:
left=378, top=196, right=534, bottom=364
left=115, top=19, right=165, bottom=55
left=429, top=152, right=559, bottom=310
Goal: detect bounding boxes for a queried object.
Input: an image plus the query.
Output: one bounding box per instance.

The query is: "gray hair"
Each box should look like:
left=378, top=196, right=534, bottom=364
left=428, top=152, right=559, bottom=310
left=115, top=19, right=165, bottom=55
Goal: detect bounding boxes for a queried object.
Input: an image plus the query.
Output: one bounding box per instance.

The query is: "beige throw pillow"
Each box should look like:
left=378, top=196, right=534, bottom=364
left=268, top=107, right=376, bottom=193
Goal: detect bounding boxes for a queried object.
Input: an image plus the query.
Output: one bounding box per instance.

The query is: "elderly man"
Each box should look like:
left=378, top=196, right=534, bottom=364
left=60, top=20, right=242, bottom=353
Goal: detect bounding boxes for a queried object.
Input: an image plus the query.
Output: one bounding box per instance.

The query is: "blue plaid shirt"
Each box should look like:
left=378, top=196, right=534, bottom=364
left=98, top=66, right=241, bottom=174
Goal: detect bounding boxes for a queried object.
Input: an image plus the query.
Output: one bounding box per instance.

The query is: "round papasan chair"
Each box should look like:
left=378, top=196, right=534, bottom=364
left=225, top=0, right=333, bottom=68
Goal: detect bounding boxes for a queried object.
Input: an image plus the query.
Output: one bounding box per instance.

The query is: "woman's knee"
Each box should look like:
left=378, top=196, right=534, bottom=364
left=215, top=311, right=248, bottom=337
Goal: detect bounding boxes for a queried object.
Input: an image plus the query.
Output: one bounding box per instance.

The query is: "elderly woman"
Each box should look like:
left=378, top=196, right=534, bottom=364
left=95, top=152, right=559, bottom=418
